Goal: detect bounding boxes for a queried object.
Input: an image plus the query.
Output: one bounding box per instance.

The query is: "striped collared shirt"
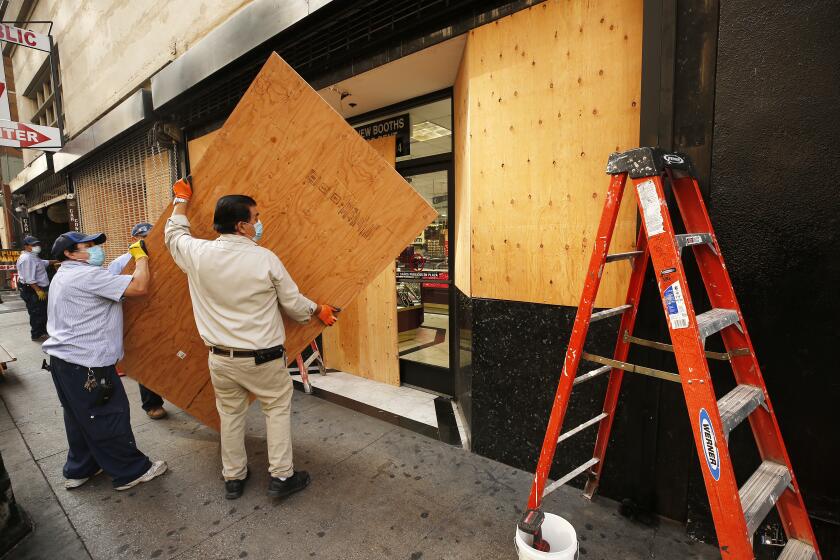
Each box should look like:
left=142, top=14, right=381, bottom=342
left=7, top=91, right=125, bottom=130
left=16, top=251, right=50, bottom=287
left=107, top=252, right=132, bottom=275
left=42, top=260, right=133, bottom=367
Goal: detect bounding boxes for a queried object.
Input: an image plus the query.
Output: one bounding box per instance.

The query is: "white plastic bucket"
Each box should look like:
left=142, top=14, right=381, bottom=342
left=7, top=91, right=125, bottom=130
left=514, top=513, right=578, bottom=560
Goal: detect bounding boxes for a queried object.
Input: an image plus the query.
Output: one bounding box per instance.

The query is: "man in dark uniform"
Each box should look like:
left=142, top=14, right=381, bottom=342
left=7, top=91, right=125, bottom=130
left=43, top=231, right=167, bottom=491
left=16, top=235, right=51, bottom=341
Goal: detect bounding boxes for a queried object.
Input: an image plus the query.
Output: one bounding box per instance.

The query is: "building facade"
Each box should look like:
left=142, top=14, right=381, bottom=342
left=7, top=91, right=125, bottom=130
left=5, top=0, right=839, bottom=555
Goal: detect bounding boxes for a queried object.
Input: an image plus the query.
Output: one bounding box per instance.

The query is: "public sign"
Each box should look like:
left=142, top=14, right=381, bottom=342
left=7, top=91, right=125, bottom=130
left=354, top=113, right=411, bottom=156
left=0, top=120, right=60, bottom=151
left=0, top=24, right=62, bottom=150
left=0, top=59, right=10, bottom=121
left=0, top=23, right=50, bottom=52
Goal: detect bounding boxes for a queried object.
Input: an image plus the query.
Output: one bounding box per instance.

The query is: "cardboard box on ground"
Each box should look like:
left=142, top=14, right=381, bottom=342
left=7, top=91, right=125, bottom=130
left=119, top=53, right=436, bottom=430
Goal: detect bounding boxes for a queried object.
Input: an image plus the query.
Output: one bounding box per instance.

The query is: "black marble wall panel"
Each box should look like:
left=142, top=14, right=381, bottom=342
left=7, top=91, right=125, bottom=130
left=463, top=290, right=704, bottom=525
left=468, top=298, right=621, bottom=486
left=706, top=0, right=840, bottom=552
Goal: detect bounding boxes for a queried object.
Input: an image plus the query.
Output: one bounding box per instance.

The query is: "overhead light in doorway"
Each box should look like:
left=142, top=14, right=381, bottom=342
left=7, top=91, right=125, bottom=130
left=411, top=121, right=451, bottom=142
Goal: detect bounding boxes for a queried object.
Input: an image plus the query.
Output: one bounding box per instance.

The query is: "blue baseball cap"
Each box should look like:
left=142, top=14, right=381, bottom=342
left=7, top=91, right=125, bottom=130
left=131, top=222, right=153, bottom=237
left=22, top=235, right=40, bottom=246
left=52, top=231, right=107, bottom=260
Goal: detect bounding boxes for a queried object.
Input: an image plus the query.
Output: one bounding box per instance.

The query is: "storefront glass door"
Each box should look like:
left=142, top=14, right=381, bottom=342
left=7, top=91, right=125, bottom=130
left=397, top=167, right=453, bottom=394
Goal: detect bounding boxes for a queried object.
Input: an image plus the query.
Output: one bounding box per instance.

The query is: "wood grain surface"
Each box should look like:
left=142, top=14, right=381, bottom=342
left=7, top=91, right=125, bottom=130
left=120, top=54, right=435, bottom=429
left=321, top=136, right=400, bottom=385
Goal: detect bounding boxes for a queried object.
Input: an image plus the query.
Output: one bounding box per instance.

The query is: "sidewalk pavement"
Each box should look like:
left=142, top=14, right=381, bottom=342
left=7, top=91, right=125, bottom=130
left=0, top=302, right=718, bottom=559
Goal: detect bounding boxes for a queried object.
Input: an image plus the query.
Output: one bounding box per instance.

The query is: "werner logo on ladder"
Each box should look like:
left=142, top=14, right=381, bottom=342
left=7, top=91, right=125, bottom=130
left=518, top=148, right=821, bottom=559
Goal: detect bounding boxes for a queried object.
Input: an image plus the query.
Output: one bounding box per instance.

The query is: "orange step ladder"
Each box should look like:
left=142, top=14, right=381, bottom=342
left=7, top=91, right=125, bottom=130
left=289, top=340, right=326, bottom=394
left=519, top=148, right=821, bottom=559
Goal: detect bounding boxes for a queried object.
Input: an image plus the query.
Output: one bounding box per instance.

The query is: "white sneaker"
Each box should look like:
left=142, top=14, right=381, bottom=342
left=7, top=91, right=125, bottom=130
left=115, top=460, right=168, bottom=491
left=65, top=468, right=103, bottom=489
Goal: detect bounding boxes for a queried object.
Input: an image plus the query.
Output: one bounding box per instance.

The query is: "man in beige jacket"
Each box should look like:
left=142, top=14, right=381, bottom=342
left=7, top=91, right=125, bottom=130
left=164, top=177, right=338, bottom=500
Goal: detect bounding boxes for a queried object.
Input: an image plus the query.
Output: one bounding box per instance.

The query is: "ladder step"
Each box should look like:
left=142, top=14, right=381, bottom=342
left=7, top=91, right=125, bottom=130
left=542, top=458, right=599, bottom=499
left=718, top=384, right=765, bottom=436
left=558, top=413, right=608, bottom=443
left=573, top=365, right=611, bottom=386
left=591, top=304, right=633, bottom=322
left=696, top=308, right=740, bottom=340
left=740, top=461, right=791, bottom=535
left=605, top=250, right=643, bottom=263
left=778, top=539, right=818, bottom=560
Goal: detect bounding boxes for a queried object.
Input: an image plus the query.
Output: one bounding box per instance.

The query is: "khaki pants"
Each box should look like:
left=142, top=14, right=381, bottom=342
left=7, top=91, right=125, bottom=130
left=208, top=352, right=294, bottom=480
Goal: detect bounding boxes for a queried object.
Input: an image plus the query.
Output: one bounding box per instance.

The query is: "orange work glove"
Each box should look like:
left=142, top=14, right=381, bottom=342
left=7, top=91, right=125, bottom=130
left=172, top=175, right=193, bottom=203
left=316, top=304, right=340, bottom=326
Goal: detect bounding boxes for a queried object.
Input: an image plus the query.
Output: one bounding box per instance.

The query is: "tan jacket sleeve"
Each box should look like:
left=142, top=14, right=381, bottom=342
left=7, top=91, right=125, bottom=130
left=164, top=214, right=198, bottom=273
left=269, top=253, right=317, bottom=325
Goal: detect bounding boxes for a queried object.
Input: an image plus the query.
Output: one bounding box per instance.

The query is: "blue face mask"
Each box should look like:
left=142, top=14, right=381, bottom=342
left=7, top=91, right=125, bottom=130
left=86, top=245, right=105, bottom=267
left=252, top=220, right=264, bottom=243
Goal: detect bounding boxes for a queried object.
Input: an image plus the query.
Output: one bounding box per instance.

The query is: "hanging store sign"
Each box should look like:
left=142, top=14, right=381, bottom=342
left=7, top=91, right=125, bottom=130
left=0, top=121, right=61, bottom=150
left=0, top=249, right=21, bottom=263
left=355, top=113, right=410, bottom=156
left=0, top=247, right=19, bottom=271
left=66, top=195, right=80, bottom=231
left=0, top=23, right=50, bottom=52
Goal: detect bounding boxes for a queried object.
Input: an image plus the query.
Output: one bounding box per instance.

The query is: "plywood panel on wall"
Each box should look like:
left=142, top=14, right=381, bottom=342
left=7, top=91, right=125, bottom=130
left=458, top=0, right=642, bottom=307
left=120, top=54, right=436, bottom=430
left=321, top=135, right=399, bottom=386
left=453, top=46, right=472, bottom=296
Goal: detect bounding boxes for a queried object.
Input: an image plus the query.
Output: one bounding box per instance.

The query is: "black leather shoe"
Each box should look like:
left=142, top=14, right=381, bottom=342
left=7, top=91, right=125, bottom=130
left=267, top=470, right=310, bottom=498
left=225, top=471, right=249, bottom=500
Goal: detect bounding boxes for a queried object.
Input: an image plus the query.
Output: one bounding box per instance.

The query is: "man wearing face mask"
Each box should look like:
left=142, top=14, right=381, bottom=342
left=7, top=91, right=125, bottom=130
left=108, top=222, right=168, bottom=420
left=16, top=235, right=52, bottom=341
left=165, top=177, right=339, bottom=500
left=42, top=232, right=167, bottom=491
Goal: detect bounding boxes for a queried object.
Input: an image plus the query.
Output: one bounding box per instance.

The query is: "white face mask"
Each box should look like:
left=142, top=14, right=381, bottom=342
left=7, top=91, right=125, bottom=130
left=31, top=246, right=41, bottom=254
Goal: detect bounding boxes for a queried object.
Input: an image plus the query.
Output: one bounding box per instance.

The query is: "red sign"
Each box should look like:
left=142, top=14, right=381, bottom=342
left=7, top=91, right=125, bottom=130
left=0, top=121, right=60, bottom=150
left=0, top=24, right=50, bottom=52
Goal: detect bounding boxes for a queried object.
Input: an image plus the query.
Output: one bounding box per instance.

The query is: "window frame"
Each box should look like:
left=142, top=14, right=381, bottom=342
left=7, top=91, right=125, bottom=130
left=23, top=47, right=62, bottom=129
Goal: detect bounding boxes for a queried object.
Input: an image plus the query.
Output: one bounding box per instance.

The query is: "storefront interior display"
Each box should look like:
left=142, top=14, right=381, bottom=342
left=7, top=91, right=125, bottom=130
left=395, top=169, right=450, bottom=372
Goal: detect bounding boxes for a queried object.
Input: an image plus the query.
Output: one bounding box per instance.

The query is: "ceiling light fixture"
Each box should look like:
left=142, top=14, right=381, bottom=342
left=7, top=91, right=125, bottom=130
left=411, top=121, right=451, bottom=142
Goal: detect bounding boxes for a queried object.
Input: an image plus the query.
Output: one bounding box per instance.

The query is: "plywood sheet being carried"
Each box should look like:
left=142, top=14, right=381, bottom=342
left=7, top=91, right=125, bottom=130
left=120, top=53, right=436, bottom=430
left=321, top=136, right=399, bottom=386
left=187, top=129, right=220, bottom=168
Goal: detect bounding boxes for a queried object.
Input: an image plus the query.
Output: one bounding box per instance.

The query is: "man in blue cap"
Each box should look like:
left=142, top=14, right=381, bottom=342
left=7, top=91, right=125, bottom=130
left=16, top=235, right=52, bottom=341
left=42, top=231, right=167, bottom=491
left=108, top=222, right=167, bottom=420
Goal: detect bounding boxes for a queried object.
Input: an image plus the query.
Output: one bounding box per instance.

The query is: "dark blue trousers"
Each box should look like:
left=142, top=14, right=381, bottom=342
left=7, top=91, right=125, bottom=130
left=49, top=356, right=151, bottom=488
left=19, top=286, right=47, bottom=339
left=139, top=385, right=164, bottom=411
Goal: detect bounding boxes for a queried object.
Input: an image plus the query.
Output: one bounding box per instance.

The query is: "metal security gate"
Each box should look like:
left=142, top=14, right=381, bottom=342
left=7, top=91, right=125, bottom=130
left=73, top=127, right=179, bottom=264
